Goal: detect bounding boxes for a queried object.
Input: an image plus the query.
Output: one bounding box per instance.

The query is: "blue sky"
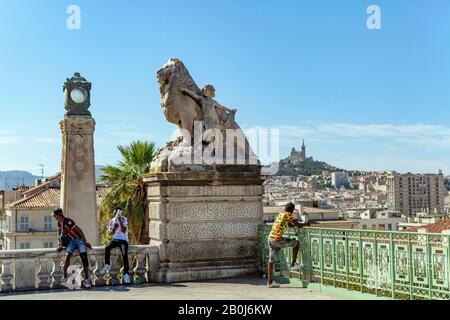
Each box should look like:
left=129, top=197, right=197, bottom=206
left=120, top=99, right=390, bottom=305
left=0, top=0, right=449, bottom=176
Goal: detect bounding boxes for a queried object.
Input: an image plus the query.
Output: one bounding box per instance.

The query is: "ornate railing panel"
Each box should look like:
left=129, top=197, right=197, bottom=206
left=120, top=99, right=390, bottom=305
left=258, top=225, right=450, bottom=300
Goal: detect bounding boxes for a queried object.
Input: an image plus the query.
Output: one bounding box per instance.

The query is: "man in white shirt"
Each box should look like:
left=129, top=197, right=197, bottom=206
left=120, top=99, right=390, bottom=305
left=99, top=206, right=131, bottom=284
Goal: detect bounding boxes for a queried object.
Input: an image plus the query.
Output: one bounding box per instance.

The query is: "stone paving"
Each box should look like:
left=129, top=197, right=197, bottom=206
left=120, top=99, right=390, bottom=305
left=0, top=275, right=342, bottom=300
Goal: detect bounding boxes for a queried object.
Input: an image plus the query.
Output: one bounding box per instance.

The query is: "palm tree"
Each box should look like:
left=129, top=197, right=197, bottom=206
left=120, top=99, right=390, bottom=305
left=99, top=140, right=156, bottom=244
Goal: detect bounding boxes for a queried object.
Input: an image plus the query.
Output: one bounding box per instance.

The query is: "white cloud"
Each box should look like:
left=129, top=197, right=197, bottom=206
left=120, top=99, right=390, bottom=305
left=0, top=136, right=22, bottom=145
left=0, top=131, right=61, bottom=145
left=275, top=123, right=450, bottom=150
left=31, top=137, right=60, bottom=144
left=241, top=122, right=450, bottom=173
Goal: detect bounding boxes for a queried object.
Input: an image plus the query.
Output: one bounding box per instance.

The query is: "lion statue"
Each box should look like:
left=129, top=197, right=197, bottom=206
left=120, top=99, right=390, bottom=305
left=155, top=58, right=257, bottom=167
left=156, top=58, right=203, bottom=146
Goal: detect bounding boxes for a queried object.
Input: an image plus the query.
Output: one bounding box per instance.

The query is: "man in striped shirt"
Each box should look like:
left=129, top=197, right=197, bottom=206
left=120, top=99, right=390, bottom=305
left=53, top=208, right=93, bottom=289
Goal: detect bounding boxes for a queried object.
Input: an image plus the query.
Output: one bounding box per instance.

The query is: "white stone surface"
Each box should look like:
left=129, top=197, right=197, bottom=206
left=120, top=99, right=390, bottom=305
left=59, top=117, right=99, bottom=245
left=0, top=275, right=342, bottom=300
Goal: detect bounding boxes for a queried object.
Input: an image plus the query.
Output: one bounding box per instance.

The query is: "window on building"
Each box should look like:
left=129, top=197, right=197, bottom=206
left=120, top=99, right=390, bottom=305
left=20, top=243, right=30, bottom=249
left=44, top=216, right=52, bottom=231
left=43, top=241, right=54, bottom=248
left=19, top=216, right=29, bottom=232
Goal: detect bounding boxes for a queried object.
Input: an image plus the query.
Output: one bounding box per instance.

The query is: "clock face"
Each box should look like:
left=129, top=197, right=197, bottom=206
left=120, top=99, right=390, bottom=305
left=70, top=87, right=88, bottom=104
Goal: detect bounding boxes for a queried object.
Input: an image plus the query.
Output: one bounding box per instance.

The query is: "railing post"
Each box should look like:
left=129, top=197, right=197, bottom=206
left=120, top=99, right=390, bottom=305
left=389, top=233, right=395, bottom=299
left=447, top=235, right=450, bottom=295
left=319, top=229, right=324, bottom=285
left=427, top=234, right=432, bottom=300
left=359, top=232, right=364, bottom=293
left=0, top=259, right=14, bottom=292
left=374, top=231, right=379, bottom=296
left=345, top=231, right=349, bottom=291
left=332, top=230, right=337, bottom=288
left=408, top=233, right=413, bottom=300
left=304, top=228, right=312, bottom=283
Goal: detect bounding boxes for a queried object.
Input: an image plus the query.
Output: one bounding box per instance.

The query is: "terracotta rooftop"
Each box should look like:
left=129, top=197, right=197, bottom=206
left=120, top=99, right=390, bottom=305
left=6, top=187, right=110, bottom=209
left=20, top=174, right=61, bottom=198
left=405, top=219, right=450, bottom=233
left=7, top=188, right=60, bottom=209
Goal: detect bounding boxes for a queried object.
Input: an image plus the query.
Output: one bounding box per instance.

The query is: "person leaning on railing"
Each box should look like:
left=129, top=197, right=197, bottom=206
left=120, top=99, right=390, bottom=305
left=53, top=208, right=93, bottom=289
left=266, top=202, right=310, bottom=288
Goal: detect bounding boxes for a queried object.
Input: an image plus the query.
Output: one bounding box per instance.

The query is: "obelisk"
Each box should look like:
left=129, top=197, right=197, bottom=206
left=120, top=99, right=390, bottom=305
left=59, top=72, right=99, bottom=245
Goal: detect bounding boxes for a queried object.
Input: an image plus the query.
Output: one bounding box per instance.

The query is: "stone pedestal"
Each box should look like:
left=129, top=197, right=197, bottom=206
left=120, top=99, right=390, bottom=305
left=60, top=116, right=99, bottom=245
left=144, top=169, right=265, bottom=282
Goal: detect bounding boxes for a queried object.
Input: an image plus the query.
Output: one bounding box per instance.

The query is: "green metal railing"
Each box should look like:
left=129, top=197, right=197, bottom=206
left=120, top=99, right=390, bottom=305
left=258, top=225, right=450, bottom=300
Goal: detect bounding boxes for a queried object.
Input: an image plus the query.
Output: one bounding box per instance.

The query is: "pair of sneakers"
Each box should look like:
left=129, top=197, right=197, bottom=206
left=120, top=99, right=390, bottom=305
left=266, top=263, right=303, bottom=288
left=266, top=282, right=280, bottom=288
left=290, top=263, right=303, bottom=272
left=60, top=278, right=92, bottom=289
left=98, top=264, right=131, bottom=284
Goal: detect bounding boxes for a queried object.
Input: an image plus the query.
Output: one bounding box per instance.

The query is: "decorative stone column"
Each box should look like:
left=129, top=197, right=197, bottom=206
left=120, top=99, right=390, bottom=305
left=144, top=169, right=265, bottom=282
left=59, top=73, right=99, bottom=245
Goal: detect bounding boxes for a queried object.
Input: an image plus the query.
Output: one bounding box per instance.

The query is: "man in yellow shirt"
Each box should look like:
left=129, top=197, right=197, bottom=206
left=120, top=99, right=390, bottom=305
left=267, top=202, right=309, bottom=288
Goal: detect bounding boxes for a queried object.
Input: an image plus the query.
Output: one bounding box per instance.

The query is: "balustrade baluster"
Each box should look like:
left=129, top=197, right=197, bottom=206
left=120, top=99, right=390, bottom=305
left=134, top=252, right=148, bottom=284
left=87, top=254, right=96, bottom=286
left=108, top=252, right=119, bottom=285
left=0, top=259, right=14, bottom=292
left=37, top=257, right=51, bottom=289
left=93, top=253, right=106, bottom=287
left=50, top=254, right=64, bottom=288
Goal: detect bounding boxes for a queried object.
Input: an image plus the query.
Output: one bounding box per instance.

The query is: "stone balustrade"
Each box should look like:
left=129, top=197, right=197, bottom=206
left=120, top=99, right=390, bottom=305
left=0, top=245, right=159, bottom=293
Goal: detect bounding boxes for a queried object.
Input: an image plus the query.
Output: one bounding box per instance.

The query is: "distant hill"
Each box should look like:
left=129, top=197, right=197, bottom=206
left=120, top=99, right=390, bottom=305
left=274, top=157, right=344, bottom=176
left=0, top=166, right=106, bottom=190
left=0, top=171, right=41, bottom=190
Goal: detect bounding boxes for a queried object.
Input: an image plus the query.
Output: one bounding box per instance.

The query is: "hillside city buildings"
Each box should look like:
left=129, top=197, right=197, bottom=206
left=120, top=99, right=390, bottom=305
left=1, top=145, right=450, bottom=250
left=263, top=146, right=450, bottom=233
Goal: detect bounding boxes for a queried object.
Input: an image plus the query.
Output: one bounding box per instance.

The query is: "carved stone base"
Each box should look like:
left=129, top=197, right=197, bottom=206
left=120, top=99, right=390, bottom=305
left=150, top=139, right=260, bottom=174
left=144, top=170, right=265, bottom=283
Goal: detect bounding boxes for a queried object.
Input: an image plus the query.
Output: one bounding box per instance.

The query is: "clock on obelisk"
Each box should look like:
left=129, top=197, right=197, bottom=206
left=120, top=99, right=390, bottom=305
left=59, top=72, right=99, bottom=245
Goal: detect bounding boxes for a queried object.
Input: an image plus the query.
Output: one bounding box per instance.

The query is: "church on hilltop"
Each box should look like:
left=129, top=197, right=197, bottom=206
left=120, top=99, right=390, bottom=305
left=288, top=140, right=307, bottom=165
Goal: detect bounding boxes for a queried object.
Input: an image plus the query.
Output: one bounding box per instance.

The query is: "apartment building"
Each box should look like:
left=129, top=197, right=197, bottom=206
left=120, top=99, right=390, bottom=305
left=387, top=171, right=445, bottom=217
left=332, top=172, right=349, bottom=189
